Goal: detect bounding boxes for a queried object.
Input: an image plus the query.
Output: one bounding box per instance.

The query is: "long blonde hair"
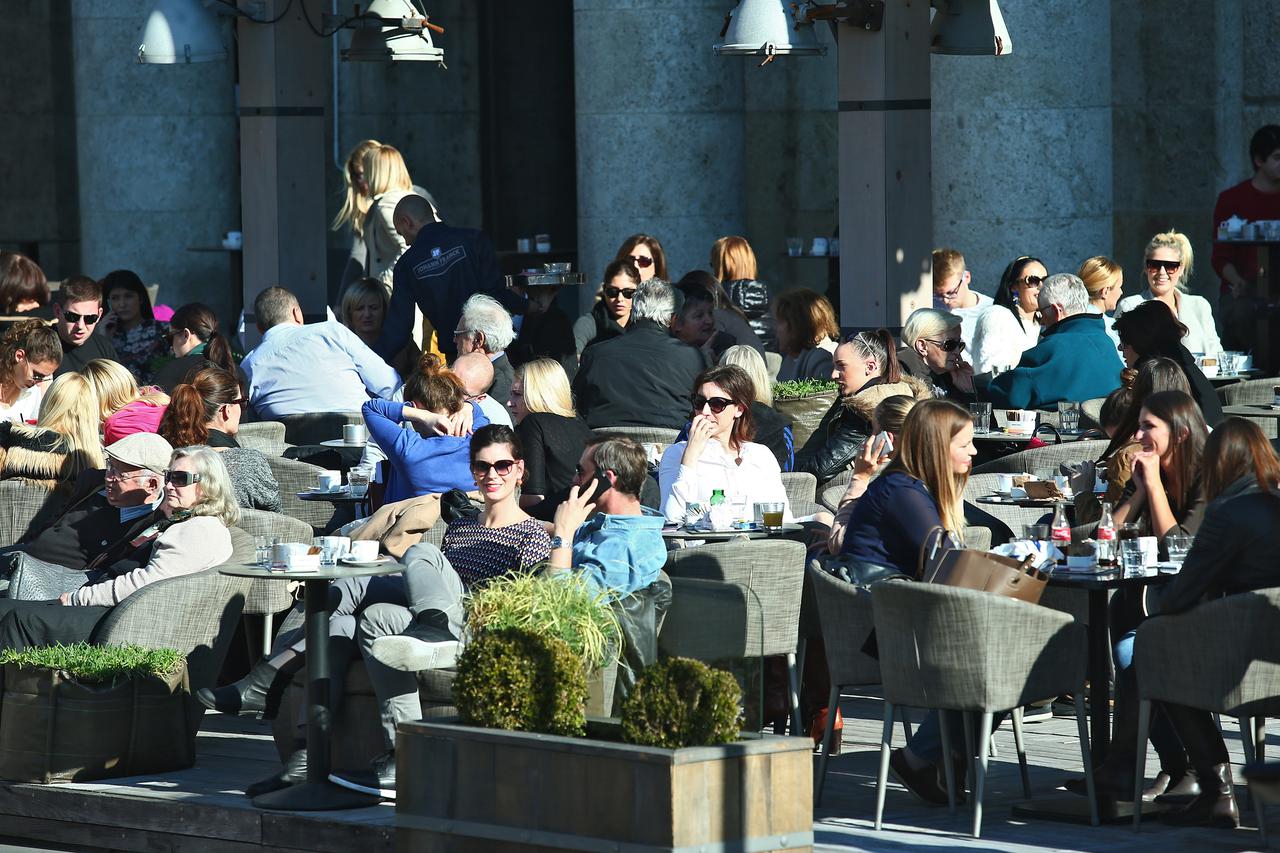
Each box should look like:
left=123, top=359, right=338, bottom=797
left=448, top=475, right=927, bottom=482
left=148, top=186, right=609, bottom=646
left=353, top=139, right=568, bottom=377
left=711, top=236, right=758, bottom=282
left=1146, top=230, right=1194, bottom=292
left=37, top=373, right=105, bottom=474
left=516, top=359, right=576, bottom=418
left=884, top=399, right=970, bottom=539
left=81, top=359, right=169, bottom=420
left=331, top=139, right=382, bottom=236
left=719, top=344, right=772, bottom=406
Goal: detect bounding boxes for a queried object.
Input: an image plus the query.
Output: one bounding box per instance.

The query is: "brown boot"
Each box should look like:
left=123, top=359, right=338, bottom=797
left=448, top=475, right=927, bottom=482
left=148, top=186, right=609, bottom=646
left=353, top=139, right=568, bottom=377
left=1160, top=763, right=1239, bottom=828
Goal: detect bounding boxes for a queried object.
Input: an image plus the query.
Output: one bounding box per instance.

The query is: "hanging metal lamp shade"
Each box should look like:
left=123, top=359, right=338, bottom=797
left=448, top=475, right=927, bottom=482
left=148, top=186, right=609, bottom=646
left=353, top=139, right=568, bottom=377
left=342, top=0, right=445, bottom=63
left=713, top=0, right=825, bottom=57
left=136, top=0, right=227, bottom=64
left=930, top=0, right=1012, bottom=56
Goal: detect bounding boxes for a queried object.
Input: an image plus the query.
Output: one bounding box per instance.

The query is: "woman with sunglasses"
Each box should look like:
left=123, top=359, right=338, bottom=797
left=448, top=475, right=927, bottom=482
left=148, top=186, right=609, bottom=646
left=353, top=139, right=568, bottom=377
left=362, top=355, right=490, bottom=504
left=773, top=288, right=840, bottom=382
left=970, top=256, right=1047, bottom=374
left=157, top=367, right=280, bottom=511
left=1113, top=300, right=1224, bottom=427
left=0, top=446, right=237, bottom=650
left=573, top=258, right=642, bottom=355
left=613, top=233, right=666, bottom=283
left=153, top=302, right=243, bottom=393
left=81, top=358, right=171, bottom=444
left=1114, top=231, right=1223, bottom=356
left=659, top=365, right=791, bottom=523
left=897, top=308, right=975, bottom=402
left=0, top=319, right=61, bottom=424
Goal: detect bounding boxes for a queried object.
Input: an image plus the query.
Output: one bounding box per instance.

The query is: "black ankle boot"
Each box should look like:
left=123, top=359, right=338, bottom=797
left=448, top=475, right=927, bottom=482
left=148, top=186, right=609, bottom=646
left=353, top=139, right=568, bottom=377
left=245, top=746, right=308, bottom=799
left=196, top=658, right=296, bottom=719
left=1152, top=769, right=1200, bottom=804
left=1161, top=763, right=1238, bottom=828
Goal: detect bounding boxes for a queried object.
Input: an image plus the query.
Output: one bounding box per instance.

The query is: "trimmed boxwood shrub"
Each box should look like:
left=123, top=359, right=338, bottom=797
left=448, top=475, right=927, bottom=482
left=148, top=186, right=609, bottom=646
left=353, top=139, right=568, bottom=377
left=453, top=627, right=588, bottom=737
left=620, top=657, right=742, bottom=749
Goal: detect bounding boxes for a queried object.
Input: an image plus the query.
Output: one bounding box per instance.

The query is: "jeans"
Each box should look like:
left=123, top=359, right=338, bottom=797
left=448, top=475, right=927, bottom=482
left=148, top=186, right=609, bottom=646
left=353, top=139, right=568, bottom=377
left=908, top=709, right=1007, bottom=763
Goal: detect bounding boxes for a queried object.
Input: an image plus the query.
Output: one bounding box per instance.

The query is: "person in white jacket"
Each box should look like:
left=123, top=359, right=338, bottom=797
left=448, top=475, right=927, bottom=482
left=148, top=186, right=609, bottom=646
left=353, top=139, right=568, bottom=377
left=970, top=256, right=1047, bottom=374
left=1114, top=230, right=1223, bottom=356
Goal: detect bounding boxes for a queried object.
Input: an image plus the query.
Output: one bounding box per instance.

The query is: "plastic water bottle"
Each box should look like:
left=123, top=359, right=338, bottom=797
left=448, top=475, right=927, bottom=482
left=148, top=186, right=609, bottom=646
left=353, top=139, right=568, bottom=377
left=1096, top=502, right=1116, bottom=566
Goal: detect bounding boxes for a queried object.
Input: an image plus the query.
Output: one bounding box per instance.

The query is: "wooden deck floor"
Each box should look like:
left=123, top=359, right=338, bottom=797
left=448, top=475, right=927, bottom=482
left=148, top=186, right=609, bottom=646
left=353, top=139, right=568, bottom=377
left=0, top=695, right=1269, bottom=852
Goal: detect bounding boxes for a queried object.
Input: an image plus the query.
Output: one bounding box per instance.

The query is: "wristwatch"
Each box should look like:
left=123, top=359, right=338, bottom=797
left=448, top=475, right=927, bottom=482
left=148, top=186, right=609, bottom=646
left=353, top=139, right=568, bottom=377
left=549, top=535, right=569, bottom=550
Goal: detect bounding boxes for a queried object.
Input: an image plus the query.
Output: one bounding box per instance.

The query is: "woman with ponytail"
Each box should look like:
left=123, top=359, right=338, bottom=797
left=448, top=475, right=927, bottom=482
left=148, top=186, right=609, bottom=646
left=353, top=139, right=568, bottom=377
left=157, top=367, right=280, bottom=511
left=794, top=328, right=933, bottom=485
left=362, top=355, right=490, bottom=503
left=155, top=303, right=242, bottom=393
left=1114, top=230, right=1223, bottom=356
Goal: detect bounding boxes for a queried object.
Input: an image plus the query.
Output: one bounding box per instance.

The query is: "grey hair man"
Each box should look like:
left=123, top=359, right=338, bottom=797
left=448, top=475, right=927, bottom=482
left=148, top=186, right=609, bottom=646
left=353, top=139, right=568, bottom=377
left=571, top=278, right=707, bottom=429
left=987, top=272, right=1123, bottom=409
left=455, top=294, right=516, bottom=404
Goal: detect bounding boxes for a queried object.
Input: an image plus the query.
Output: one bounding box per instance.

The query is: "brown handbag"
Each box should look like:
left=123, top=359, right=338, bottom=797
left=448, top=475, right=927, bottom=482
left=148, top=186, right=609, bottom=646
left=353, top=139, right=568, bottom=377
left=917, top=527, right=1048, bottom=605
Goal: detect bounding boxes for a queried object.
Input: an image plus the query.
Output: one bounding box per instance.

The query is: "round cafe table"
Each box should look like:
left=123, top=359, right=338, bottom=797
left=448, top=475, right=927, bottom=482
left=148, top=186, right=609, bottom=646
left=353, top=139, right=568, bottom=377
left=220, top=560, right=404, bottom=811
left=661, top=523, right=803, bottom=542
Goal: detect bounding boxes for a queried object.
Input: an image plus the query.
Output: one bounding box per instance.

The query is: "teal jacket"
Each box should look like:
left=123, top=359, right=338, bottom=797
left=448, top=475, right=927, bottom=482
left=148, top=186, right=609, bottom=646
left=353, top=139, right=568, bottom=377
left=987, top=313, right=1123, bottom=410
left=572, top=509, right=666, bottom=596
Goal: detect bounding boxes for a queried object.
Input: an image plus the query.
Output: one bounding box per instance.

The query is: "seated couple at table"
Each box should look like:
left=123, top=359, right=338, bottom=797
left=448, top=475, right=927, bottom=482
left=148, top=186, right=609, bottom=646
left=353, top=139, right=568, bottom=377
left=0, top=433, right=238, bottom=649
left=198, top=427, right=666, bottom=800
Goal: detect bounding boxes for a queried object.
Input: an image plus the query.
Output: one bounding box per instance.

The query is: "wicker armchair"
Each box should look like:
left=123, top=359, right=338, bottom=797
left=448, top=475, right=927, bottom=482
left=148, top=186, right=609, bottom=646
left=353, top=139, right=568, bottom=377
left=971, top=439, right=1110, bottom=476
left=235, top=421, right=287, bottom=457
left=235, top=509, right=312, bottom=655
left=0, top=480, right=65, bottom=548
left=590, top=425, right=680, bottom=446
left=1131, top=588, right=1280, bottom=836
left=264, top=455, right=355, bottom=533
left=661, top=540, right=806, bottom=734
left=1217, top=377, right=1278, bottom=406
left=276, top=411, right=364, bottom=447
left=870, top=582, right=1097, bottom=837
left=963, top=473, right=1051, bottom=545
left=780, top=471, right=819, bottom=516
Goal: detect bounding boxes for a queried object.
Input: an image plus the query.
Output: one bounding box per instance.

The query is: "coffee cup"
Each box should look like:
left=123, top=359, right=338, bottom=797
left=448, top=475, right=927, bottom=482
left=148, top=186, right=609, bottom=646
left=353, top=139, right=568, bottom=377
left=811, top=237, right=829, bottom=256
left=317, top=470, right=341, bottom=491
left=343, top=423, right=367, bottom=444
left=348, top=540, right=380, bottom=562
left=994, top=473, right=1015, bottom=494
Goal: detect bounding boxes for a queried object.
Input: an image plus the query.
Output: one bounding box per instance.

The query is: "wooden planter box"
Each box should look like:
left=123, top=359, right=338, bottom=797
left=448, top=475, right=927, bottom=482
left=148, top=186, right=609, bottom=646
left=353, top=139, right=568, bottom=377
left=396, top=719, right=813, bottom=852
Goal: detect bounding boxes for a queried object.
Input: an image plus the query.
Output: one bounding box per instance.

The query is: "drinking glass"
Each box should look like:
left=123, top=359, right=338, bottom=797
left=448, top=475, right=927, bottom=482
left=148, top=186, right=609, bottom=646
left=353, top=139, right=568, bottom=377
left=348, top=466, right=371, bottom=499
left=729, top=494, right=750, bottom=528
left=758, top=502, right=786, bottom=533
left=969, top=402, right=992, bottom=435
left=1120, top=538, right=1148, bottom=578
left=1057, top=400, right=1081, bottom=433
left=1164, top=533, right=1193, bottom=567
left=786, top=237, right=803, bottom=257
left=1023, top=523, right=1049, bottom=543
left=255, top=536, right=272, bottom=567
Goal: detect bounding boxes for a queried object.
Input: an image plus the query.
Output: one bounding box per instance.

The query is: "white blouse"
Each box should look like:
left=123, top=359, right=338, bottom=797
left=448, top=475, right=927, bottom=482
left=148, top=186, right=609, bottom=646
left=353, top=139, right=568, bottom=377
left=0, top=383, right=44, bottom=425
left=970, top=307, right=1041, bottom=374
left=658, top=440, right=792, bottom=524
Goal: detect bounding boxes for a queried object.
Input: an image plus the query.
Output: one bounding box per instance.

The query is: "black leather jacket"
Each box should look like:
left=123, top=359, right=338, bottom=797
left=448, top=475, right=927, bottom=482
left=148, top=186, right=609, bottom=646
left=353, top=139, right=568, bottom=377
left=794, top=392, right=877, bottom=485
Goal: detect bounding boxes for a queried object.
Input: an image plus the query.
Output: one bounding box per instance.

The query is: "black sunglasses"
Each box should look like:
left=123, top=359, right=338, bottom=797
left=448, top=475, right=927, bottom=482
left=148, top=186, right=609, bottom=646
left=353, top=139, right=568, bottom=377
left=629, top=255, right=653, bottom=269
left=603, top=286, right=637, bottom=300
left=924, top=338, right=965, bottom=353
left=1145, top=259, right=1181, bottom=273
left=62, top=310, right=99, bottom=325
left=692, top=395, right=734, bottom=414
left=165, top=470, right=203, bottom=487
left=471, top=459, right=517, bottom=477
left=1017, top=275, right=1046, bottom=287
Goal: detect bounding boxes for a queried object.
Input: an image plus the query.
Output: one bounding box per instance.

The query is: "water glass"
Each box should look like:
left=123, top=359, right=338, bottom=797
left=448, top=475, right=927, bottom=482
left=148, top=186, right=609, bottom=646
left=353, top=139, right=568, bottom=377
left=758, top=501, right=786, bottom=533
left=1165, top=533, right=1193, bottom=566
left=1057, top=400, right=1081, bottom=432
left=348, top=466, right=371, bottom=499
left=786, top=237, right=803, bottom=257
left=254, top=536, right=272, bottom=567
left=1120, top=538, right=1148, bottom=578
left=729, top=494, right=750, bottom=528
left=969, top=402, right=992, bottom=435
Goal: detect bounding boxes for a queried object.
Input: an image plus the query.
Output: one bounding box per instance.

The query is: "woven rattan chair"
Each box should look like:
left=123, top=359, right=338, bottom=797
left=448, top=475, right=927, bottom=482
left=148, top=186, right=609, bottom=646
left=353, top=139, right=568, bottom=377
left=264, top=455, right=355, bottom=533
left=1217, top=377, right=1278, bottom=406
left=971, top=439, right=1110, bottom=476
left=590, top=425, right=680, bottom=446
left=781, top=471, right=820, bottom=516
left=0, top=480, right=65, bottom=548
left=963, top=473, right=1052, bottom=545
left=870, top=582, right=1098, bottom=837
left=661, top=540, right=806, bottom=734
left=276, top=411, right=364, bottom=447
left=235, top=421, right=287, bottom=456
left=1131, top=588, right=1280, bottom=837
left=236, top=509, right=312, bottom=656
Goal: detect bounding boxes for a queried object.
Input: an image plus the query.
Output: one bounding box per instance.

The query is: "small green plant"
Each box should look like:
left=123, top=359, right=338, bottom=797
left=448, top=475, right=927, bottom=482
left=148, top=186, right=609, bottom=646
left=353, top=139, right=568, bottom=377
left=620, top=657, right=742, bottom=749
left=0, top=643, right=183, bottom=683
left=453, top=628, right=588, bottom=737
left=772, top=378, right=839, bottom=400
left=465, top=572, right=620, bottom=672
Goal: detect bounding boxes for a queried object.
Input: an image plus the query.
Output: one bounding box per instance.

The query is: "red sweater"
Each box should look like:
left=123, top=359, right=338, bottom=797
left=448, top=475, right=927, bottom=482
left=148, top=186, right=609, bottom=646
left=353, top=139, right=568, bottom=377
left=1211, top=178, right=1280, bottom=292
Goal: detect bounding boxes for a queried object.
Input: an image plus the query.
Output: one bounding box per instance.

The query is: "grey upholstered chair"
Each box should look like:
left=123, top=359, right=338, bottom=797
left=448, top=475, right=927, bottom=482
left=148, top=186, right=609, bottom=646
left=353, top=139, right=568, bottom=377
left=235, top=421, right=287, bottom=456
left=661, top=540, right=806, bottom=734
left=0, top=480, right=65, bottom=548
left=963, top=473, right=1051, bottom=545
left=971, top=439, right=1109, bottom=476
left=1080, top=397, right=1106, bottom=430
left=235, top=509, right=312, bottom=656
left=276, top=411, right=364, bottom=447
left=870, top=582, right=1098, bottom=837
left=1217, top=378, right=1280, bottom=438
left=1131, top=588, right=1280, bottom=837
left=780, top=471, right=819, bottom=516
left=820, top=483, right=845, bottom=513
left=590, top=425, right=680, bottom=446
left=264, top=455, right=355, bottom=533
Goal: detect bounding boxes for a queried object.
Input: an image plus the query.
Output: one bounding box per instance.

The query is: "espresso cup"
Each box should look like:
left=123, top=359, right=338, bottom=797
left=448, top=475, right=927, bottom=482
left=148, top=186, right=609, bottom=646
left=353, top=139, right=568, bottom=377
left=348, top=540, right=380, bottom=562
left=317, top=470, right=341, bottom=491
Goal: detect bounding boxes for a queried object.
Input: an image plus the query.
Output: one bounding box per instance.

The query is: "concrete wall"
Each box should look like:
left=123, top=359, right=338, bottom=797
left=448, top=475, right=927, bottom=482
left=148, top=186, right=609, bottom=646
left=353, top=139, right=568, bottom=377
left=70, top=0, right=240, bottom=319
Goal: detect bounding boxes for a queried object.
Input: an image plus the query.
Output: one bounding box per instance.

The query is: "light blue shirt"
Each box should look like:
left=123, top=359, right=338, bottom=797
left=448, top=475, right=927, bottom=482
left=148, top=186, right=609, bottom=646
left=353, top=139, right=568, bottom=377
left=242, top=321, right=400, bottom=419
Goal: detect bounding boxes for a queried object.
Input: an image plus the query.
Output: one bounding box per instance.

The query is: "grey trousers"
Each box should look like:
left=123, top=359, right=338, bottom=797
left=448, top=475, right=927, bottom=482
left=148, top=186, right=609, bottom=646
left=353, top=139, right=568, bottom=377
left=356, top=541, right=465, bottom=750
left=276, top=573, right=409, bottom=655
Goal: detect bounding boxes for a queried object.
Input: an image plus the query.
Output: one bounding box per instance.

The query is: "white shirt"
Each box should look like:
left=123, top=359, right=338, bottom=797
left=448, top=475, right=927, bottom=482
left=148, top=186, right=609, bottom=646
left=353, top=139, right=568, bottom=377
left=0, top=383, right=44, bottom=424
left=1114, top=290, right=1223, bottom=356
left=970, top=306, right=1041, bottom=374
left=658, top=440, right=791, bottom=524
left=474, top=394, right=512, bottom=428
left=940, top=291, right=994, bottom=355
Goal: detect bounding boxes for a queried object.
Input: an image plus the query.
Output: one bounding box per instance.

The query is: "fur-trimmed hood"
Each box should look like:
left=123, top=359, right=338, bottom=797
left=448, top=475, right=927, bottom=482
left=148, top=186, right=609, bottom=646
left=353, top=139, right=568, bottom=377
left=0, top=421, right=71, bottom=488
left=842, top=374, right=935, bottom=421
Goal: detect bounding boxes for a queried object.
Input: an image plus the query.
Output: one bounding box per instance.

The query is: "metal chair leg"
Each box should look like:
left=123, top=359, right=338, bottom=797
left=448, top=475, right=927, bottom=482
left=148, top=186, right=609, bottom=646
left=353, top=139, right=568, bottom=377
left=939, top=709, right=957, bottom=817
left=972, top=711, right=993, bottom=839
left=962, top=711, right=977, bottom=816
left=1011, top=705, right=1031, bottom=799
left=1075, top=691, right=1099, bottom=826
left=786, top=652, right=802, bottom=737
left=815, top=684, right=839, bottom=806
left=1133, top=700, right=1151, bottom=831
left=874, top=701, right=895, bottom=831
left=262, top=612, right=274, bottom=657
left=1241, top=717, right=1258, bottom=816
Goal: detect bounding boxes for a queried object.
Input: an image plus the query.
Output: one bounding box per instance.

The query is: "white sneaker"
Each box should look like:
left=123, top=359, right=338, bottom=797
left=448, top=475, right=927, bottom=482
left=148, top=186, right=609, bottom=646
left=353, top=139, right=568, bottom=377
left=370, top=635, right=461, bottom=672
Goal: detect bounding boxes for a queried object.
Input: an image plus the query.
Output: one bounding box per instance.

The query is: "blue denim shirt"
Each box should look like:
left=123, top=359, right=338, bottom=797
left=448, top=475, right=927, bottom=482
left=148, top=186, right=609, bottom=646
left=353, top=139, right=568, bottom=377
left=572, top=509, right=666, bottom=596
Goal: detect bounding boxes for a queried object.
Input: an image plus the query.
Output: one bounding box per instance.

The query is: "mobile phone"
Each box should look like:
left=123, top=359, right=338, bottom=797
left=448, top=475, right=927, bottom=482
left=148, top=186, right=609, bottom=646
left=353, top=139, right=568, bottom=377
left=870, top=431, right=893, bottom=458
left=590, top=469, right=613, bottom=498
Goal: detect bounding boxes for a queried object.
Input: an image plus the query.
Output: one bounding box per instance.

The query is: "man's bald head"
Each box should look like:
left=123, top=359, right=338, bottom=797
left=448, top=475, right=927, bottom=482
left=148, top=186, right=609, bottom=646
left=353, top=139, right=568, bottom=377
left=393, top=194, right=437, bottom=244
left=452, top=352, right=495, bottom=398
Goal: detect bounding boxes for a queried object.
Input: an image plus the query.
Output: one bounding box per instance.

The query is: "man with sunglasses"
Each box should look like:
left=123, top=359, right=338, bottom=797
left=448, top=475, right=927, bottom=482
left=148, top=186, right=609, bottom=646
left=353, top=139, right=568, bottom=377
left=987, top=274, right=1122, bottom=409
left=932, top=248, right=993, bottom=354
left=51, top=276, right=119, bottom=378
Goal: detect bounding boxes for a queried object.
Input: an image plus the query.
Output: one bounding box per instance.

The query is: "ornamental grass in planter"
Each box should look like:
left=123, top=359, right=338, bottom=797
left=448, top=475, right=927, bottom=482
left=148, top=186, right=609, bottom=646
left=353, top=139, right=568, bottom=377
left=0, top=643, right=193, bottom=783
left=773, top=378, right=839, bottom=448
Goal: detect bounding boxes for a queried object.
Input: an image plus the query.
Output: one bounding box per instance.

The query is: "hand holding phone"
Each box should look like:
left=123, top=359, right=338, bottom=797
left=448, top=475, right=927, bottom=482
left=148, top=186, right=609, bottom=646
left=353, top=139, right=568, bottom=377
left=870, top=430, right=893, bottom=460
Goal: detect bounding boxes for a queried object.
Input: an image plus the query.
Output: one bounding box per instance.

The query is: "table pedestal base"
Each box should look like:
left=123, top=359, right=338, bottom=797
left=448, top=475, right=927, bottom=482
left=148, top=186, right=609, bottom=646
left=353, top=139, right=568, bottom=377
left=1012, top=794, right=1165, bottom=825
left=252, top=780, right=381, bottom=811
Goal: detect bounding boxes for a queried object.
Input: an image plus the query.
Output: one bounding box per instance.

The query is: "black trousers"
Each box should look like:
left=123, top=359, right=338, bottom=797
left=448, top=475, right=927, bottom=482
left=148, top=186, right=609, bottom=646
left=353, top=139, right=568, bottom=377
left=0, top=599, right=112, bottom=653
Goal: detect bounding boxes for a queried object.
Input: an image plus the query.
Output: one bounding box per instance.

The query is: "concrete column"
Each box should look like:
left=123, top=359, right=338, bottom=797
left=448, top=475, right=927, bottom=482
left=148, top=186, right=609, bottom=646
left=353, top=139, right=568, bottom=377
left=70, top=0, right=238, bottom=315
left=573, top=0, right=745, bottom=307
left=932, top=0, right=1112, bottom=293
